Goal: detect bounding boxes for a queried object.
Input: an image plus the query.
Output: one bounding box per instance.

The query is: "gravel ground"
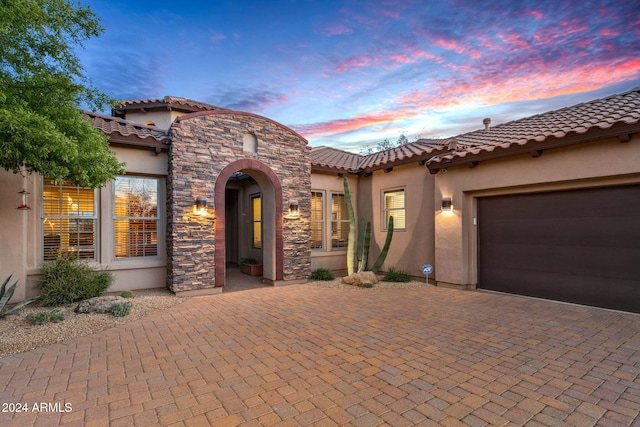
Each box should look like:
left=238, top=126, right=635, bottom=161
left=0, top=288, right=188, bottom=359
left=0, top=279, right=429, bottom=359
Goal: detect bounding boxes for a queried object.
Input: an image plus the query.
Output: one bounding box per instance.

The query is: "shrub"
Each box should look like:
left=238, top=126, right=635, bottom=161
left=112, top=301, right=133, bottom=317
left=362, top=281, right=374, bottom=288
left=120, top=290, right=133, bottom=298
left=240, top=257, right=259, bottom=265
left=26, top=309, right=68, bottom=325
left=382, top=267, right=411, bottom=282
left=310, top=268, right=334, bottom=281
left=1, top=274, right=37, bottom=318
left=39, top=254, right=114, bottom=307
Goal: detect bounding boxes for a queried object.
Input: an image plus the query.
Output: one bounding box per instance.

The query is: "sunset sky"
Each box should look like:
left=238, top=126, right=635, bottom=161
left=78, top=0, right=640, bottom=152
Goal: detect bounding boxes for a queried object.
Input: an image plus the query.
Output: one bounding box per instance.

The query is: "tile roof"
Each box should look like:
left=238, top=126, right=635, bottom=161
left=310, top=87, right=640, bottom=175
left=112, top=96, right=226, bottom=116
left=83, top=111, right=170, bottom=150
left=310, top=146, right=361, bottom=173
left=426, top=87, right=640, bottom=172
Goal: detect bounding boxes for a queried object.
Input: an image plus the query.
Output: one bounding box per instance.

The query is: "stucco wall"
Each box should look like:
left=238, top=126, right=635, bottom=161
left=434, top=135, right=640, bottom=287
left=367, top=163, right=436, bottom=278
left=10, top=147, right=170, bottom=298
left=0, top=169, right=29, bottom=303
left=167, top=111, right=311, bottom=293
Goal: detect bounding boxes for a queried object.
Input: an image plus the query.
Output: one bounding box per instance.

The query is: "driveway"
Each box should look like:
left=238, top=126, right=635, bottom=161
left=1, top=284, right=639, bottom=426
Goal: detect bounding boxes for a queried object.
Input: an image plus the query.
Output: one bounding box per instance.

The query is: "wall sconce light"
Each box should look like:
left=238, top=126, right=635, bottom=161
left=287, top=200, right=299, bottom=218
left=17, top=189, right=31, bottom=210
left=195, top=196, right=208, bottom=216
left=441, top=197, right=453, bottom=212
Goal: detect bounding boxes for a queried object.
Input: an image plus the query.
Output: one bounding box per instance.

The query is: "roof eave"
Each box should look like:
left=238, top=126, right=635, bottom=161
left=427, top=121, right=640, bottom=174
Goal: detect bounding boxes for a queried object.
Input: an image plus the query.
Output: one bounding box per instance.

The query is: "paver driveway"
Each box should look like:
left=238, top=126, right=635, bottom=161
left=1, top=284, right=639, bottom=426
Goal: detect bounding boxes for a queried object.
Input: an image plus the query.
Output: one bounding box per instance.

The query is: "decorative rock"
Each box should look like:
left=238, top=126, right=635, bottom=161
left=75, top=296, right=126, bottom=314
left=341, top=271, right=379, bottom=287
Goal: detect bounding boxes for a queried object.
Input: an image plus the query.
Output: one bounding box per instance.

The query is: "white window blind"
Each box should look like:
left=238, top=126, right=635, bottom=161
left=311, top=191, right=324, bottom=249
left=331, top=193, right=349, bottom=248
left=383, top=189, right=406, bottom=230
left=113, top=177, right=159, bottom=258
left=42, top=179, right=97, bottom=261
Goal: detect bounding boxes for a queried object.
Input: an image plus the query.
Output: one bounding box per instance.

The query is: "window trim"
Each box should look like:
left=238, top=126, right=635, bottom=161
left=330, top=191, right=349, bottom=250
left=251, top=193, right=262, bottom=249
left=310, top=190, right=325, bottom=250
left=112, top=176, right=161, bottom=260
left=382, top=187, right=406, bottom=231
left=41, top=178, right=99, bottom=262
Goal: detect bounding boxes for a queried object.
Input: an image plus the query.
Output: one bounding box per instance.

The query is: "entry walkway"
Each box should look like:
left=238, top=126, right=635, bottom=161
left=1, top=284, right=639, bottom=426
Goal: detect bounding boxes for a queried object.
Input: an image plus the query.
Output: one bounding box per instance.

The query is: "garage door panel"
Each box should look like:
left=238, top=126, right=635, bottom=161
left=483, top=243, right=640, bottom=280
left=479, top=185, right=640, bottom=313
left=482, top=268, right=640, bottom=313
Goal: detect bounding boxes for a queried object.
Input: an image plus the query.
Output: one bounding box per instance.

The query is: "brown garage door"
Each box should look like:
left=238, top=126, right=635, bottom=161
left=478, top=185, right=640, bottom=313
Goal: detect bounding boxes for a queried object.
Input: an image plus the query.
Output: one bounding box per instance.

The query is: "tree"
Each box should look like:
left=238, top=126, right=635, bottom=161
left=359, top=133, right=411, bottom=156
left=0, top=0, right=124, bottom=188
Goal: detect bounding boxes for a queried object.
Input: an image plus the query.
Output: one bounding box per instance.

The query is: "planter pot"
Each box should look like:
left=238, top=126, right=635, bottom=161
left=241, top=264, right=263, bottom=276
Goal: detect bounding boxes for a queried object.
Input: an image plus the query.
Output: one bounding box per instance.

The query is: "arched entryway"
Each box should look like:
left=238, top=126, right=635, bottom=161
left=214, top=159, right=284, bottom=288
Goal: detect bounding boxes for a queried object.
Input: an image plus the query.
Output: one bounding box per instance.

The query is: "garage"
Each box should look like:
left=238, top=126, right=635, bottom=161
left=478, top=185, right=640, bottom=313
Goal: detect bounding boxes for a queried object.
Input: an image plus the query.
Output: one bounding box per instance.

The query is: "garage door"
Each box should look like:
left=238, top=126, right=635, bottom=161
left=478, top=185, right=640, bottom=313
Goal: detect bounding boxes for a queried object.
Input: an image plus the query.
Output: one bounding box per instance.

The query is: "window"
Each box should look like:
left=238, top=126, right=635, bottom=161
left=383, top=188, right=406, bottom=230
left=251, top=194, right=262, bottom=249
left=311, top=191, right=324, bottom=249
left=42, top=179, right=97, bottom=261
left=331, top=193, right=349, bottom=248
left=113, top=177, right=159, bottom=258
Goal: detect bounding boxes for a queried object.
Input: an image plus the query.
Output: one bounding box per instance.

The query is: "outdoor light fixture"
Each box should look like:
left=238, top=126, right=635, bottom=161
left=17, top=189, right=31, bottom=210
left=290, top=201, right=299, bottom=215
left=195, top=196, right=208, bottom=216
left=287, top=200, right=300, bottom=218
left=441, top=197, right=453, bottom=212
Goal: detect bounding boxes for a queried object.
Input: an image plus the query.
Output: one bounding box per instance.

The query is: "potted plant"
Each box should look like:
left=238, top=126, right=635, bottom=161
left=240, top=258, right=263, bottom=276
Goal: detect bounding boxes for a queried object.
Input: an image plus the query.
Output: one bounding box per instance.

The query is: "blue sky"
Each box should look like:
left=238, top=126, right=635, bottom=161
left=78, top=0, right=640, bottom=152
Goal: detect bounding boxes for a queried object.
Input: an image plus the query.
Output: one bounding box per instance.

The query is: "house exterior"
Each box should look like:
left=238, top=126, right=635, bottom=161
left=2, top=89, right=639, bottom=312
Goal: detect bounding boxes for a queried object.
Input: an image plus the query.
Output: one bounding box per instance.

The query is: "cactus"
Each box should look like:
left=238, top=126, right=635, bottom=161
left=343, top=177, right=394, bottom=275
left=371, top=216, right=394, bottom=273
left=1, top=274, right=37, bottom=318
left=357, top=220, right=371, bottom=273
left=344, top=177, right=357, bottom=275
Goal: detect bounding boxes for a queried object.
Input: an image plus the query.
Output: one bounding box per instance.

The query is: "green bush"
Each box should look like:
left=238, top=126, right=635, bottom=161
left=362, top=281, right=374, bottom=288
left=120, top=290, right=133, bottom=298
left=310, top=268, right=334, bottom=281
left=26, top=309, right=68, bottom=325
left=38, top=254, right=114, bottom=307
left=112, top=301, right=133, bottom=317
left=381, top=267, right=411, bottom=282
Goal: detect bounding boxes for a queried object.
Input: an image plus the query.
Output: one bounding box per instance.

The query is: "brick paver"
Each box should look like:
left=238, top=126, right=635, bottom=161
left=1, top=285, right=640, bottom=426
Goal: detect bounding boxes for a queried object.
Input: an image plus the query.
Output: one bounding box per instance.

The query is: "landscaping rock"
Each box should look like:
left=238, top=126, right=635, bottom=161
left=75, top=296, right=126, bottom=314
left=341, top=271, right=379, bottom=287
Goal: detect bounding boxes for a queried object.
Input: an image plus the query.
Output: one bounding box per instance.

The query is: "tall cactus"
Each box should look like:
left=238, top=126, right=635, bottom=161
left=344, top=177, right=357, bottom=275
left=357, top=220, right=371, bottom=273
left=371, top=216, right=394, bottom=273
left=344, top=177, right=394, bottom=275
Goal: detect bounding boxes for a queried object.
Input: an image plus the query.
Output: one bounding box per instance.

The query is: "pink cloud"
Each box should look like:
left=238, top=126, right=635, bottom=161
left=432, top=38, right=467, bottom=54
left=325, top=24, right=353, bottom=36
left=600, top=28, right=620, bottom=37
left=295, top=111, right=417, bottom=138
left=335, top=55, right=372, bottom=73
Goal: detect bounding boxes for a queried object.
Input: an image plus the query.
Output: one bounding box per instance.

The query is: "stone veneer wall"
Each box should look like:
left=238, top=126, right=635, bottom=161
left=167, top=111, right=311, bottom=293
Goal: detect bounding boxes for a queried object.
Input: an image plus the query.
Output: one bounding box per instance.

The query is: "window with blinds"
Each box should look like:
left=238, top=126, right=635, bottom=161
left=113, top=177, right=159, bottom=258
left=383, top=188, right=406, bottom=230
left=311, top=191, right=324, bottom=249
left=331, top=193, right=349, bottom=248
left=42, top=179, right=97, bottom=261
left=251, top=194, right=262, bottom=249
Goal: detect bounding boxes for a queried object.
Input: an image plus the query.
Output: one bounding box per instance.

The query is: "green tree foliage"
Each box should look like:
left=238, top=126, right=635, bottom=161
left=0, top=0, right=125, bottom=188
left=359, top=133, right=411, bottom=156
